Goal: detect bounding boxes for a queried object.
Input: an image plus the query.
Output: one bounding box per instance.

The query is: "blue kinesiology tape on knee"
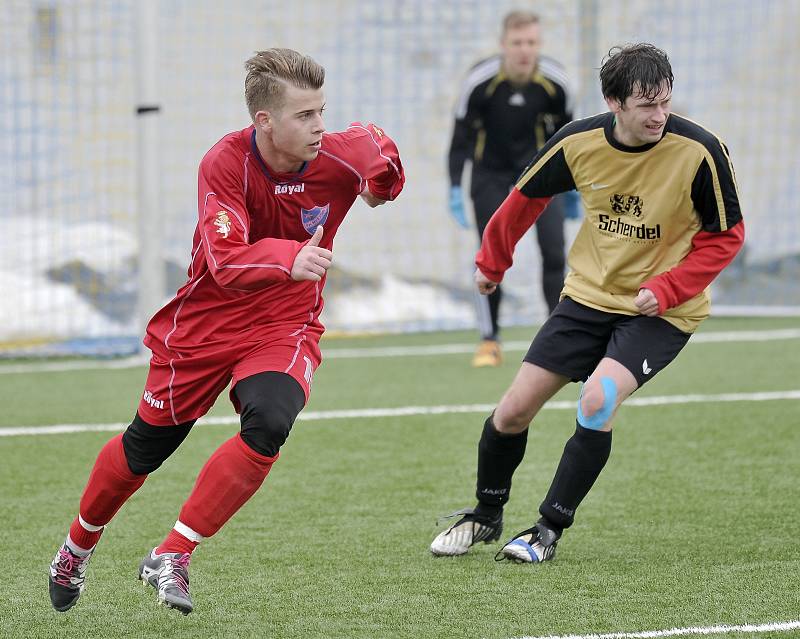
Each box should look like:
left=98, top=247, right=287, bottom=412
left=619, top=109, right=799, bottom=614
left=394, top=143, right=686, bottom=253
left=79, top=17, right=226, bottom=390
left=576, top=376, right=618, bottom=430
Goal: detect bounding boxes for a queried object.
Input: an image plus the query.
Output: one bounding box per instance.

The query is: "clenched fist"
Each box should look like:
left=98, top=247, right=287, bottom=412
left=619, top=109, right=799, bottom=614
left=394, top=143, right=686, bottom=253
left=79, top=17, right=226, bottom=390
left=475, top=268, right=498, bottom=295
left=634, top=288, right=660, bottom=316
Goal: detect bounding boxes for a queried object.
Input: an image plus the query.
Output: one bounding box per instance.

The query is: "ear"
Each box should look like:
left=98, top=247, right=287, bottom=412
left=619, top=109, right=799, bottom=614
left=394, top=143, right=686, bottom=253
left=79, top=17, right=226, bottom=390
left=604, top=96, right=623, bottom=114
left=254, top=110, right=273, bottom=133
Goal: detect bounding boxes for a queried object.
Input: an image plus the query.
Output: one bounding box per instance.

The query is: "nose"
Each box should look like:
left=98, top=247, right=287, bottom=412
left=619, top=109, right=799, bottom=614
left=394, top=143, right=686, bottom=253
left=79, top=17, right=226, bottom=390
left=313, top=113, right=325, bottom=133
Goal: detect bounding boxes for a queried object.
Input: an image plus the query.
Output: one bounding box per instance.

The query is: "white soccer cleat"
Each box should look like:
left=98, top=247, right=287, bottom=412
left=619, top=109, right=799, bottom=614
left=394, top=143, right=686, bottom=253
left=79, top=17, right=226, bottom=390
left=430, top=509, right=503, bottom=556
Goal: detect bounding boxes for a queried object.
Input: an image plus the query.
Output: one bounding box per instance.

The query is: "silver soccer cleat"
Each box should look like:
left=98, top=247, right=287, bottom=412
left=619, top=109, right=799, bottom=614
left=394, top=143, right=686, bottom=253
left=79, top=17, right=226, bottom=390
left=138, top=548, right=193, bottom=615
left=430, top=508, right=503, bottom=556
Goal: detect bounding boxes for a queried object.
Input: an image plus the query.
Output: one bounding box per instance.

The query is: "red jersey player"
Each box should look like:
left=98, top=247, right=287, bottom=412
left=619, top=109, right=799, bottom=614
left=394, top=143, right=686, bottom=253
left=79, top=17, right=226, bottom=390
left=49, top=48, right=404, bottom=615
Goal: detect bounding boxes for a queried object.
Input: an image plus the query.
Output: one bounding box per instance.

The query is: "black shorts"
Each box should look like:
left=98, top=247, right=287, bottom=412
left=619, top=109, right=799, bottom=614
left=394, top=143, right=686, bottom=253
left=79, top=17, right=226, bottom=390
left=524, top=297, right=692, bottom=387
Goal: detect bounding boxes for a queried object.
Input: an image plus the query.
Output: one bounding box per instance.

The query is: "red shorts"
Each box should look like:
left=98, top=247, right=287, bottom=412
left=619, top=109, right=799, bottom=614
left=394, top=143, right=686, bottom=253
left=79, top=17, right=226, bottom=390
left=137, top=332, right=322, bottom=426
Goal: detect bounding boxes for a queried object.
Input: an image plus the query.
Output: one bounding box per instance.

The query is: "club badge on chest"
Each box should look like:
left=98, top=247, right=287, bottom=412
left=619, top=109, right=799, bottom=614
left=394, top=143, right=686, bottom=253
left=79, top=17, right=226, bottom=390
left=301, top=204, right=330, bottom=234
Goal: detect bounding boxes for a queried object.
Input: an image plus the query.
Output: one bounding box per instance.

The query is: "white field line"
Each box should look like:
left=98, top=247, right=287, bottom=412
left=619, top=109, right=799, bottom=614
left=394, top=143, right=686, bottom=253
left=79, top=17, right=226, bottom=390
left=322, top=328, right=800, bottom=358
left=1, top=328, right=799, bottom=375
left=0, top=355, right=148, bottom=375
left=512, top=619, right=800, bottom=639
left=2, top=390, right=798, bottom=437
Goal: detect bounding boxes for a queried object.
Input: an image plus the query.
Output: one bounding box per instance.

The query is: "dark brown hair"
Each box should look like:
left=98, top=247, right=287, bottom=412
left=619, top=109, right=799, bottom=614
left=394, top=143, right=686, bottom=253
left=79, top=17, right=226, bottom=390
left=600, top=43, right=673, bottom=103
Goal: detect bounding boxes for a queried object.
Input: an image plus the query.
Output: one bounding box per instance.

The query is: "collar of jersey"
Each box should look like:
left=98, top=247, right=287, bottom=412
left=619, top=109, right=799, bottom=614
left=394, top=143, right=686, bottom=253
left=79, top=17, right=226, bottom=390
left=250, top=129, right=309, bottom=184
left=604, top=113, right=665, bottom=153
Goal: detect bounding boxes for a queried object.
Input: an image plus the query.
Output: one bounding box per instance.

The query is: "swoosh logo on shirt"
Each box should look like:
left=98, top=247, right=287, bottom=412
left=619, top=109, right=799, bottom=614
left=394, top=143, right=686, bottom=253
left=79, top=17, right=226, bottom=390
left=590, top=183, right=610, bottom=190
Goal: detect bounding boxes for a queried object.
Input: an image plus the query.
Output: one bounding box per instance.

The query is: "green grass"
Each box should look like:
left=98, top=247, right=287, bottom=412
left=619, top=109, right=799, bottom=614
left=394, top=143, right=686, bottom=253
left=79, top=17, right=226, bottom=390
left=1, top=317, right=799, bottom=638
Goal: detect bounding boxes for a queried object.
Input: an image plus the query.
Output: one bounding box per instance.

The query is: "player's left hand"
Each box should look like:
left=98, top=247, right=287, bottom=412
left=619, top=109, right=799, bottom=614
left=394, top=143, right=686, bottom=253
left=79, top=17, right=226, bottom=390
left=360, top=186, right=386, bottom=208
left=475, top=268, right=498, bottom=295
left=634, top=288, right=660, bottom=316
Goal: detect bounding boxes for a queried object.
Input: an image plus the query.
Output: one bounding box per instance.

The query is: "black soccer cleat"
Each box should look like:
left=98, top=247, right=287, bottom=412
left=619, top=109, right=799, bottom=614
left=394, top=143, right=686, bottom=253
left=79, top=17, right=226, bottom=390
left=496, top=518, right=561, bottom=564
left=49, top=541, right=95, bottom=612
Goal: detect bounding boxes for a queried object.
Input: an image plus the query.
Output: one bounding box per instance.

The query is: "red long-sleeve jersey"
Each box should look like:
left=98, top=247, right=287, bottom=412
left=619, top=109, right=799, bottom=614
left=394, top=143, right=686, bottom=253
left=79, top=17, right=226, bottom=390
left=144, top=123, right=404, bottom=354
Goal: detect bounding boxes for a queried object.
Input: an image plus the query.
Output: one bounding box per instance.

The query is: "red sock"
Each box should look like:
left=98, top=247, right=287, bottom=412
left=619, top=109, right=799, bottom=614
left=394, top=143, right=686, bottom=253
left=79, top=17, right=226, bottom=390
left=156, top=528, right=199, bottom=556
left=71, top=433, right=147, bottom=547
left=68, top=516, right=103, bottom=552
left=174, top=434, right=277, bottom=540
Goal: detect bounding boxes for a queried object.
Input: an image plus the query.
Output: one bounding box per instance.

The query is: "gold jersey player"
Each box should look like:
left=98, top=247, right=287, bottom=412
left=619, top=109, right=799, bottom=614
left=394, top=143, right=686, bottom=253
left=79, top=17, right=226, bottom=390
left=48, top=48, right=404, bottom=614
left=430, top=43, right=744, bottom=563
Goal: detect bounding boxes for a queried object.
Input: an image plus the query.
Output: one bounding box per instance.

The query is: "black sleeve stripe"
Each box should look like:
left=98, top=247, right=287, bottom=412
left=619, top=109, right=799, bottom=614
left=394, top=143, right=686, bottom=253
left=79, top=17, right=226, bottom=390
left=670, top=114, right=742, bottom=232
left=515, top=131, right=593, bottom=195
left=516, top=146, right=576, bottom=197
left=517, top=114, right=608, bottom=192
left=717, top=140, right=743, bottom=207
left=687, top=115, right=743, bottom=216
left=706, top=150, right=729, bottom=232
left=516, top=138, right=569, bottom=189
left=692, top=141, right=731, bottom=231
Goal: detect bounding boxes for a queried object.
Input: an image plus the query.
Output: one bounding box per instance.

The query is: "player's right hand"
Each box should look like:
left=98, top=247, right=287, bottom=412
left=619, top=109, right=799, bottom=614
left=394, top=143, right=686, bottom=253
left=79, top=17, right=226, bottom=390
left=360, top=186, right=387, bottom=208
left=563, top=189, right=583, bottom=220
left=291, top=225, right=332, bottom=282
left=474, top=267, right=498, bottom=295
left=449, top=186, right=469, bottom=229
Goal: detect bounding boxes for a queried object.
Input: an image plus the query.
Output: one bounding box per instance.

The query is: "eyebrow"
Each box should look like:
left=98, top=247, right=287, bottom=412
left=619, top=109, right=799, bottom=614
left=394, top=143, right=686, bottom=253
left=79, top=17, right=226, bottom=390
left=296, top=104, right=325, bottom=116
left=639, top=95, right=671, bottom=105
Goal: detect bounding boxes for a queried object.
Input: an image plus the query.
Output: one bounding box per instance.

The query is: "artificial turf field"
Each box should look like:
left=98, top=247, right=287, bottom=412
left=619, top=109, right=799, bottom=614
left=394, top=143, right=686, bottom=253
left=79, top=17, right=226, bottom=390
left=1, top=317, right=798, bottom=639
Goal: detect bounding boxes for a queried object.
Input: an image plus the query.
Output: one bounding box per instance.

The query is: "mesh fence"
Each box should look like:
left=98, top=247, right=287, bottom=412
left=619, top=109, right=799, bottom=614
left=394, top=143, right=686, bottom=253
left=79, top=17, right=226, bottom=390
left=2, top=0, right=797, bottom=356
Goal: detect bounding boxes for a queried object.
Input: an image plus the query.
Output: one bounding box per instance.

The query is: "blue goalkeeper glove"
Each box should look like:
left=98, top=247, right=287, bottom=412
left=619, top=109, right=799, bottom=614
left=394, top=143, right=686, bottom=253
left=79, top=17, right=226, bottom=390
left=563, top=189, right=582, bottom=220
left=448, top=186, right=469, bottom=229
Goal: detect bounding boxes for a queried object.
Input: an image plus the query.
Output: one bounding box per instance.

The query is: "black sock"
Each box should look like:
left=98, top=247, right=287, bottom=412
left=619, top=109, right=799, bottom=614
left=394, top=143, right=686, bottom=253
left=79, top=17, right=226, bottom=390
left=474, top=414, right=528, bottom=519
left=538, top=422, right=612, bottom=531
left=488, top=287, right=502, bottom=340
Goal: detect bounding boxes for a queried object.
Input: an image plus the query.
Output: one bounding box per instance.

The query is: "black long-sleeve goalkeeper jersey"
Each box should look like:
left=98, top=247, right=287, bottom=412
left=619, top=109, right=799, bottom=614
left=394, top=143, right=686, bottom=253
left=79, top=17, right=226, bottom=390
left=448, top=54, right=573, bottom=185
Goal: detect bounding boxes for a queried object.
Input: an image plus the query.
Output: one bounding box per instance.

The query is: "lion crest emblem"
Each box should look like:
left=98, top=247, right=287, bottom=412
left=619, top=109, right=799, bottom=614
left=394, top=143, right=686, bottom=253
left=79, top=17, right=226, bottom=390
left=214, top=211, right=231, bottom=239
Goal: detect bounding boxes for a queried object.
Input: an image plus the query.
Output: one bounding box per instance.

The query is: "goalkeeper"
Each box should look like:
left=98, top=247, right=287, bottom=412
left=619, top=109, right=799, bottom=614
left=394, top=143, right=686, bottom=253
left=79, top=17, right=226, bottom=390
left=447, top=10, right=575, bottom=367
